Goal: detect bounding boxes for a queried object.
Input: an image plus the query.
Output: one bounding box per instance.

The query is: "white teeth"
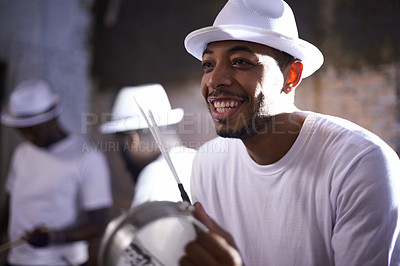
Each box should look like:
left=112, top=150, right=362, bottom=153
left=213, top=101, right=239, bottom=109
left=216, top=107, right=231, bottom=113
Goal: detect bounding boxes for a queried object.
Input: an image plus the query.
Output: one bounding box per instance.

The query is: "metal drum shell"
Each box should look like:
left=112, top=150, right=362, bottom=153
left=98, top=201, right=207, bottom=266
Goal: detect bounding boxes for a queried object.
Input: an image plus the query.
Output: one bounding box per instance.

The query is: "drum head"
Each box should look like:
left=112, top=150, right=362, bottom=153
left=99, top=201, right=207, bottom=266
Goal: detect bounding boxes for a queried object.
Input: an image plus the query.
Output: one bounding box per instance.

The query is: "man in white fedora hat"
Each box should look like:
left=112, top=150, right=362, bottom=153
left=180, top=0, right=400, bottom=265
left=0, top=79, right=113, bottom=266
left=100, top=83, right=196, bottom=207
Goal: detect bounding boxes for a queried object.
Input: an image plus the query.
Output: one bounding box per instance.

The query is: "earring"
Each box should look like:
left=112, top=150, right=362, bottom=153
left=284, top=84, right=293, bottom=94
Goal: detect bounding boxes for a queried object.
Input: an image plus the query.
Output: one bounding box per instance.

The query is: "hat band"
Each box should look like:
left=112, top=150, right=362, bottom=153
left=12, top=104, right=58, bottom=119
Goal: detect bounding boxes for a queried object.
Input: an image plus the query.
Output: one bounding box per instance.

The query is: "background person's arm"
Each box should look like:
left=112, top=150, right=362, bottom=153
left=25, top=207, right=112, bottom=246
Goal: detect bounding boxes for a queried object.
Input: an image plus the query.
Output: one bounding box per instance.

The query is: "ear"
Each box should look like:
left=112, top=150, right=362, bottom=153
left=283, top=60, right=303, bottom=94
left=125, top=132, right=140, bottom=151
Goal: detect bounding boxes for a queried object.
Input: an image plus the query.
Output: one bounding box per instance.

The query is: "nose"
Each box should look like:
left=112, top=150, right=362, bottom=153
left=204, top=63, right=233, bottom=90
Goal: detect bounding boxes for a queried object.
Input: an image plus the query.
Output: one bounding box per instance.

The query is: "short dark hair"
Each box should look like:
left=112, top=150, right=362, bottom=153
left=273, top=49, right=295, bottom=70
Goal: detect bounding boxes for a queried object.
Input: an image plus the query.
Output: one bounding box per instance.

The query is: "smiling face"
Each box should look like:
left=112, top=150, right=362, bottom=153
left=201, top=40, right=295, bottom=140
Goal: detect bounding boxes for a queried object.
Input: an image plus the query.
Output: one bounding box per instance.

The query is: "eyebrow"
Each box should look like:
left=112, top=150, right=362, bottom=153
left=202, top=48, right=213, bottom=57
left=202, top=45, right=255, bottom=57
left=227, top=45, right=255, bottom=54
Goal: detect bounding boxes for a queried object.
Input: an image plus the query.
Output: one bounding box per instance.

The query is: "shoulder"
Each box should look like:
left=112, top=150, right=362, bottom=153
left=11, top=141, right=40, bottom=161
left=13, top=141, right=30, bottom=153
left=309, top=113, right=396, bottom=155
left=308, top=112, right=400, bottom=176
left=143, top=146, right=197, bottom=174
left=7, top=142, right=32, bottom=169
left=62, top=134, right=103, bottom=155
left=169, top=145, right=197, bottom=160
left=56, top=134, right=108, bottom=166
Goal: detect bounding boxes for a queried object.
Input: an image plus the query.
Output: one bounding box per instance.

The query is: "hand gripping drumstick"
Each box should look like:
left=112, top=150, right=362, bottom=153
left=134, top=98, right=191, bottom=204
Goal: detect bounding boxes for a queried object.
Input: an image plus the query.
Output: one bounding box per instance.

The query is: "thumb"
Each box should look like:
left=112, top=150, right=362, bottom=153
left=193, top=202, right=237, bottom=248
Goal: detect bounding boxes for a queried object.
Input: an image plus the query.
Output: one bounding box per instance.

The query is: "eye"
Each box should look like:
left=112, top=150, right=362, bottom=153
left=201, top=61, right=213, bottom=72
left=233, top=58, right=251, bottom=66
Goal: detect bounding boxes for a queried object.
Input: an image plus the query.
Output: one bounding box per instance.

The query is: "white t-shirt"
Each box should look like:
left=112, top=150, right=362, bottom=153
left=131, top=146, right=196, bottom=208
left=6, top=134, right=113, bottom=265
left=191, top=112, right=400, bottom=266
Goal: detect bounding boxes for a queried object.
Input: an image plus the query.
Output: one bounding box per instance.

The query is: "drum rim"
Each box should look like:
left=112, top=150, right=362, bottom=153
left=98, top=201, right=206, bottom=266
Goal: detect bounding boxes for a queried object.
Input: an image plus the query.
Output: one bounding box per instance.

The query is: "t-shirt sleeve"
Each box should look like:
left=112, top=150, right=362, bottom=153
left=332, top=146, right=400, bottom=266
left=5, top=151, right=18, bottom=194
left=78, top=150, right=113, bottom=210
left=5, top=144, right=25, bottom=194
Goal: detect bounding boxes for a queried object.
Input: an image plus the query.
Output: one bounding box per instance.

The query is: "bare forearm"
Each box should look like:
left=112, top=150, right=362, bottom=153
left=25, top=207, right=112, bottom=247
left=55, top=207, right=111, bottom=242
left=51, top=220, right=106, bottom=243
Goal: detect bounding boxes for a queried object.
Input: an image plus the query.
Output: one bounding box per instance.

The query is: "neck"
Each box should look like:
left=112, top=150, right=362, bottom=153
left=43, top=123, right=68, bottom=147
left=243, top=111, right=307, bottom=165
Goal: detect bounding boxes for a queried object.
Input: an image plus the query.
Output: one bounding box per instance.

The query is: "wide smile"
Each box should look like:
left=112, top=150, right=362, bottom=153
left=207, top=98, right=244, bottom=121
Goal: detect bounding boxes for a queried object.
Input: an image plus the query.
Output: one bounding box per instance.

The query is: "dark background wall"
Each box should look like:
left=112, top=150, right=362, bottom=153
left=90, top=0, right=400, bottom=90
left=91, top=0, right=226, bottom=89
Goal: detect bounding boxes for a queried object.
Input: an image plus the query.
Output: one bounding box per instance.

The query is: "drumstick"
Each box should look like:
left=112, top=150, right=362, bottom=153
left=134, top=98, right=191, bottom=203
left=0, top=237, right=24, bottom=253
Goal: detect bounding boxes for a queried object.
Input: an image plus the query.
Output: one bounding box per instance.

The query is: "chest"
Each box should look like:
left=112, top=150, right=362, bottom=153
left=10, top=150, right=80, bottom=203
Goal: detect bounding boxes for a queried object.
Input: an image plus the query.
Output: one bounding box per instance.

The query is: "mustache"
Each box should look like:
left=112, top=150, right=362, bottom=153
left=207, top=90, right=248, bottom=100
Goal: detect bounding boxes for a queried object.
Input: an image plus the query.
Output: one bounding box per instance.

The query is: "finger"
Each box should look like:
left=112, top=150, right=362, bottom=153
left=193, top=202, right=214, bottom=230
left=193, top=202, right=237, bottom=248
left=179, top=256, right=194, bottom=266
left=182, top=237, right=220, bottom=266
left=197, top=232, right=242, bottom=265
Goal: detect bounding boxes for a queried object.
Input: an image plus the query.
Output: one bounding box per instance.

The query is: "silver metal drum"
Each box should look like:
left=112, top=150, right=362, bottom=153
left=98, top=201, right=207, bottom=266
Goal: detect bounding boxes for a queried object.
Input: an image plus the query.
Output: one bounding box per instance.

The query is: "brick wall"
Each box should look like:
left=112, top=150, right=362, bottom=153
left=297, top=64, right=400, bottom=154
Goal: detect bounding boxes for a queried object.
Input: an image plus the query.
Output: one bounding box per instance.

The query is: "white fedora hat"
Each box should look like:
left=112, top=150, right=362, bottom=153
left=184, top=0, right=324, bottom=78
left=1, top=79, right=61, bottom=127
left=100, top=84, right=184, bottom=134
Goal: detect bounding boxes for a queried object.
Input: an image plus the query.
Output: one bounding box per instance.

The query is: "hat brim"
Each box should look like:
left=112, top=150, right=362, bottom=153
left=184, top=24, right=323, bottom=78
left=1, top=100, right=62, bottom=128
left=100, top=108, right=184, bottom=134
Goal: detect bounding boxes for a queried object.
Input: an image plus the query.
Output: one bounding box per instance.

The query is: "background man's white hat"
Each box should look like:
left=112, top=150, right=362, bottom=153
left=1, top=79, right=61, bottom=127
left=100, top=84, right=184, bottom=134
left=184, top=0, right=324, bottom=78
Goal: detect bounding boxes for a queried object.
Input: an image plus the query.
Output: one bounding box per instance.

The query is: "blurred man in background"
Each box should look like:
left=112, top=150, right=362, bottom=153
left=100, top=84, right=195, bottom=207
left=0, top=79, right=113, bottom=266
